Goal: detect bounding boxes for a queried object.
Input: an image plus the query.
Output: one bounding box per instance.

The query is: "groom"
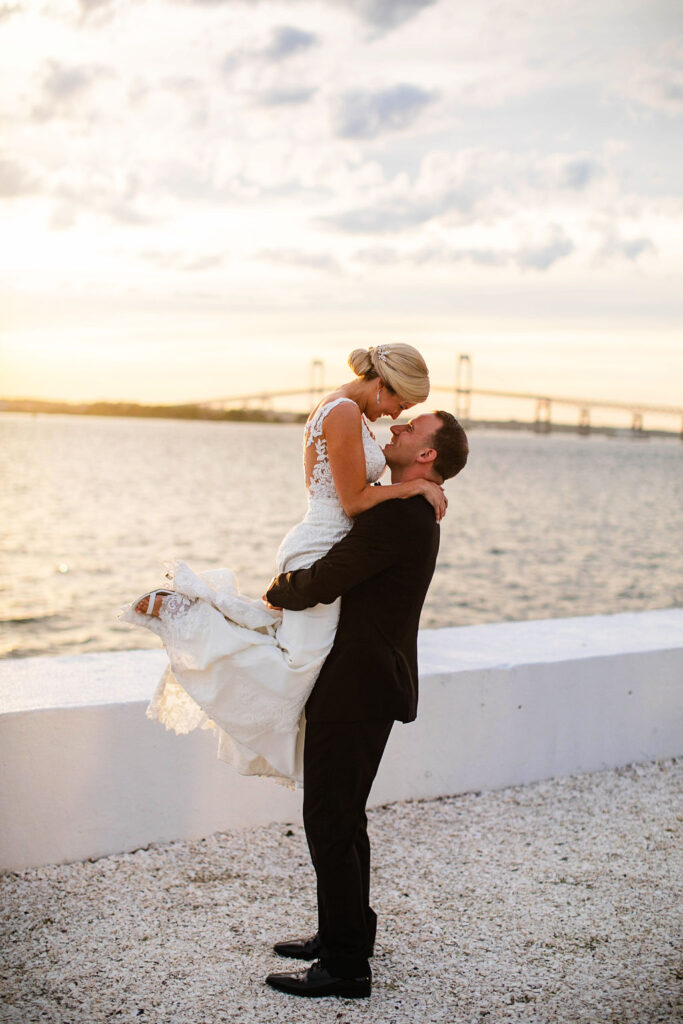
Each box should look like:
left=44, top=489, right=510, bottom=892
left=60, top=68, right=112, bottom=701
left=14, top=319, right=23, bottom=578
left=264, top=410, right=468, bottom=999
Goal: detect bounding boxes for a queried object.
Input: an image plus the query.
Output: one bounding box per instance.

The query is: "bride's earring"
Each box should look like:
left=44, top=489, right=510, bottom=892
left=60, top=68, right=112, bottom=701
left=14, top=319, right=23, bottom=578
left=376, top=387, right=381, bottom=405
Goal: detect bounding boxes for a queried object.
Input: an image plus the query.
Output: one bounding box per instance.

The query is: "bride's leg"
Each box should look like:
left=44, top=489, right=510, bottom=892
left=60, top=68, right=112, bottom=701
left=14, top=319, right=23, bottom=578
left=136, top=592, right=169, bottom=616
left=133, top=590, right=192, bottom=617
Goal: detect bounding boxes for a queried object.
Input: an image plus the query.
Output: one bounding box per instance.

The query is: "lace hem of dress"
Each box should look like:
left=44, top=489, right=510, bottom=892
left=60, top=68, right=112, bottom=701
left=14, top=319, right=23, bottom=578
left=146, top=665, right=298, bottom=790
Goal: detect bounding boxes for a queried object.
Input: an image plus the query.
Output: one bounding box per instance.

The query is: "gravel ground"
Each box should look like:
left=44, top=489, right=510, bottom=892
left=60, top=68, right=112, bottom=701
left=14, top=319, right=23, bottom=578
left=1, top=759, right=681, bottom=1024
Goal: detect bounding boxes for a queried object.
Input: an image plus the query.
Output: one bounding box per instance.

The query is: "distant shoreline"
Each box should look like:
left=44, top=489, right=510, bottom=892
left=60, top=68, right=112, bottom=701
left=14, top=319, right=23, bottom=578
left=0, top=398, right=679, bottom=438
left=0, top=397, right=308, bottom=424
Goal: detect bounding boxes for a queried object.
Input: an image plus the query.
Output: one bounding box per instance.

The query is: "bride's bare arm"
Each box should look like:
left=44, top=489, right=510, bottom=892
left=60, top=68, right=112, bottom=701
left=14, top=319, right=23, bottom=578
left=323, top=403, right=447, bottom=521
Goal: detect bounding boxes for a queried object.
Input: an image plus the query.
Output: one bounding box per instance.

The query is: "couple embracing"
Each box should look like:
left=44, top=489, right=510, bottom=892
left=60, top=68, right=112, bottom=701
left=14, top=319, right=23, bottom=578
left=124, top=343, right=468, bottom=999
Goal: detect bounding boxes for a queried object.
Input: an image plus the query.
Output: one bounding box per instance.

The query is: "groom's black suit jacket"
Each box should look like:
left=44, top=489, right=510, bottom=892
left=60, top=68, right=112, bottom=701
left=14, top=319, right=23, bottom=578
left=266, top=495, right=440, bottom=724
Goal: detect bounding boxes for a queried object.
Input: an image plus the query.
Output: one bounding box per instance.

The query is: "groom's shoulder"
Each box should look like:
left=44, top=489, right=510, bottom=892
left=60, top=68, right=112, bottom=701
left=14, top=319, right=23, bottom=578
left=360, top=494, right=436, bottom=531
left=404, top=494, right=441, bottom=530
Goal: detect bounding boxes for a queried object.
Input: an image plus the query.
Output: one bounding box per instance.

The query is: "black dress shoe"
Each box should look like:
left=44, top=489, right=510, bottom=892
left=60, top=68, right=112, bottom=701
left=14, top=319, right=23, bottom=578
left=273, top=932, right=375, bottom=959
left=265, top=961, right=371, bottom=999
left=272, top=934, right=322, bottom=960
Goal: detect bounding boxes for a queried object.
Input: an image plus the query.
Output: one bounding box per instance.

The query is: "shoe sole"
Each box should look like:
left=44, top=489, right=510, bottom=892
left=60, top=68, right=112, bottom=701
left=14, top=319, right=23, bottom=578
left=266, top=979, right=371, bottom=998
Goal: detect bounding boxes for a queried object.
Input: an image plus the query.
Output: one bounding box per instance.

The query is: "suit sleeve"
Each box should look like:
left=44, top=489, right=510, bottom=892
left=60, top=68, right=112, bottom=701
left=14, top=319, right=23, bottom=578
left=267, top=499, right=425, bottom=610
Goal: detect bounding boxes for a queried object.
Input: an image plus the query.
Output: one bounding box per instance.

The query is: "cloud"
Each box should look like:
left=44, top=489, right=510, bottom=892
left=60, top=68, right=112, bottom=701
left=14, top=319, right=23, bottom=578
left=332, top=83, right=436, bottom=139
left=256, top=86, right=317, bottom=106
left=596, top=229, right=656, bottom=264
left=78, top=0, right=116, bottom=17
left=263, top=25, right=318, bottom=61
left=0, top=156, right=39, bottom=197
left=31, top=60, right=113, bottom=121
left=178, top=0, right=435, bottom=33
left=321, top=166, right=481, bottom=234
left=50, top=192, right=154, bottom=227
left=162, top=76, right=203, bottom=95
left=631, top=71, right=683, bottom=115
left=155, top=76, right=208, bottom=128
left=323, top=198, right=448, bottom=233
left=352, top=245, right=400, bottom=265
left=47, top=169, right=156, bottom=227
left=106, top=200, right=155, bottom=226
left=41, top=62, right=96, bottom=100
left=354, top=235, right=574, bottom=272
left=0, top=3, right=22, bottom=21
left=322, top=146, right=619, bottom=239
left=340, top=0, right=437, bottom=31
left=222, top=23, right=319, bottom=74
left=516, top=227, right=574, bottom=271
left=143, top=250, right=225, bottom=271
left=256, top=248, right=340, bottom=272
left=415, top=245, right=507, bottom=267
left=617, top=42, right=683, bottom=116
left=619, top=237, right=655, bottom=260
left=356, top=243, right=507, bottom=266
left=559, top=157, right=604, bottom=191
left=147, top=160, right=217, bottom=202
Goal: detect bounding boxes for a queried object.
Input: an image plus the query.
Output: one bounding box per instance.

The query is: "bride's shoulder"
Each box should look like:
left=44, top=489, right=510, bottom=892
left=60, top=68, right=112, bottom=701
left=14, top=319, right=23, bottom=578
left=306, top=394, right=360, bottom=433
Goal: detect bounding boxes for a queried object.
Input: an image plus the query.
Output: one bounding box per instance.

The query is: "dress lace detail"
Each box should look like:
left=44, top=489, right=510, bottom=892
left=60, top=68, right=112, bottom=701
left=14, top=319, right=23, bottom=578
left=276, top=398, right=386, bottom=574
left=303, top=397, right=385, bottom=504
left=122, top=399, right=386, bottom=786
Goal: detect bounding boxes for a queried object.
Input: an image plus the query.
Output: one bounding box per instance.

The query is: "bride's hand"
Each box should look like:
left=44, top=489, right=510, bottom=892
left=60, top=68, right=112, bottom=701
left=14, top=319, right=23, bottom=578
left=407, top=479, right=448, bottom=521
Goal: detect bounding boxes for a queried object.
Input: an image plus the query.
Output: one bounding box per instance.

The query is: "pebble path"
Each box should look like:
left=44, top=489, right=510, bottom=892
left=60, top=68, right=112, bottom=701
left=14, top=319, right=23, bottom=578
left=1, top=758, right=681, bottom=1024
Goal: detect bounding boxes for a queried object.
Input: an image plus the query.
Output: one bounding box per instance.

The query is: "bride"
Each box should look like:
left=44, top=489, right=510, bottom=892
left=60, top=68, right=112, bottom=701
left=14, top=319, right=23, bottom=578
left=122, top=344, right=445, bottom=785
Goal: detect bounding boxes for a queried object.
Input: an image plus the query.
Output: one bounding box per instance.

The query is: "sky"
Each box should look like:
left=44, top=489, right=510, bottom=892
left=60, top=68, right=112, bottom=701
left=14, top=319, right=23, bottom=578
left=1, top=0, right=682, bottom=427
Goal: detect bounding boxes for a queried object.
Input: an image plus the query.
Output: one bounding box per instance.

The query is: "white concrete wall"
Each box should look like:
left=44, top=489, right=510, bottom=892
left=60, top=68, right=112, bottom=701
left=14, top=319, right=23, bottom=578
left=1, top=609, right=681, bottom=872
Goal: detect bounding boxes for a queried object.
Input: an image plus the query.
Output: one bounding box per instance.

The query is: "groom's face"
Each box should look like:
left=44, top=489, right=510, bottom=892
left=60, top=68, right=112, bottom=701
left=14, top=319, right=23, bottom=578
left=383, top=413, right=440, bottom=470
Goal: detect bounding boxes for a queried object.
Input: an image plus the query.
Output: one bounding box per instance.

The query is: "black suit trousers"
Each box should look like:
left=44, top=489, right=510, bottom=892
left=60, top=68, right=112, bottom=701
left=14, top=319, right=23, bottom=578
left=302, top=716, right=393, bottom=978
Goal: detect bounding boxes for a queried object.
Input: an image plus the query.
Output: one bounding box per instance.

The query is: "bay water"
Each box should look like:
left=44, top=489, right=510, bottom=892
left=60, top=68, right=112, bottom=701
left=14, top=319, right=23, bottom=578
left=1, top=413, right=681, bottom=659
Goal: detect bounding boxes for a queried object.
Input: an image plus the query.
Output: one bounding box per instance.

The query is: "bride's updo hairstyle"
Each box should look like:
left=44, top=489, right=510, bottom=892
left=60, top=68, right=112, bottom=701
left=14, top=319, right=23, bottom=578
left=347, top=343, right=430, bottom=404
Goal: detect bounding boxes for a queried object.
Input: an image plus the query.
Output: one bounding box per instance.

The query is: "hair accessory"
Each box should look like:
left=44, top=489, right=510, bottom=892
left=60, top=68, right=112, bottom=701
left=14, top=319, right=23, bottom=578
left=374, top=345, right=388, bottom=363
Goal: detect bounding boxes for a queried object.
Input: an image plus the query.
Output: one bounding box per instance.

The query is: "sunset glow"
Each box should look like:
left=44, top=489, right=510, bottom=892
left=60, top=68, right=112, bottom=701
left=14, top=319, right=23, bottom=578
left=1, top=0, right=681, bottom=421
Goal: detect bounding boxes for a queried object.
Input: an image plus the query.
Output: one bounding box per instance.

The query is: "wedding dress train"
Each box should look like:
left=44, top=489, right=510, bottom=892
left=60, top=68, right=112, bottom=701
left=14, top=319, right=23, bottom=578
left=121, top=398, right=386, bottom=786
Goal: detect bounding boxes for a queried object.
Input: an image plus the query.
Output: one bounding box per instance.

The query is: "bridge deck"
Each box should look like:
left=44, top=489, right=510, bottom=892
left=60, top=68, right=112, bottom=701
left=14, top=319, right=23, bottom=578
left=202, top=386, right=683, bottom=417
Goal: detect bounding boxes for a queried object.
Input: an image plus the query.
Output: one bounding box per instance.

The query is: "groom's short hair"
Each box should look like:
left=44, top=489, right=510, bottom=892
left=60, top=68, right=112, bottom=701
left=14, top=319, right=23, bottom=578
left=431, top=412, right=469, bottom=480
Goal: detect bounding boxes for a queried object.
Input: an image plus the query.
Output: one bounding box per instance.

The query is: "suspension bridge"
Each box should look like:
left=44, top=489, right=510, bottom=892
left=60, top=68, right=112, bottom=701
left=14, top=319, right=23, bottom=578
left=199, top=356, right=683, bottom=437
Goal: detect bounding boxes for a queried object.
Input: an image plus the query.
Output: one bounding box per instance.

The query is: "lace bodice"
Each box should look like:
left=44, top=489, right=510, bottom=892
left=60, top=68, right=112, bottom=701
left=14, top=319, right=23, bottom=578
left=276, top=397, right=386, bottom=573
left=304, top=397, right=386, bottom=501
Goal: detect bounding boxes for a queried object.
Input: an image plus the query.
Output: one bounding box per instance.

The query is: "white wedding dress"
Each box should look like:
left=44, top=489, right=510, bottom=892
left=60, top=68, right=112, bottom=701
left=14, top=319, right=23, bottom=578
left=122, top=398, right=386, bottom=786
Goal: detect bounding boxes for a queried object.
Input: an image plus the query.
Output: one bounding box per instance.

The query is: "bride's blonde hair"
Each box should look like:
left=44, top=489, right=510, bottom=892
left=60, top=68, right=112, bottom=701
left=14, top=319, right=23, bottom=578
left=347, top=344, right=430, bottom=404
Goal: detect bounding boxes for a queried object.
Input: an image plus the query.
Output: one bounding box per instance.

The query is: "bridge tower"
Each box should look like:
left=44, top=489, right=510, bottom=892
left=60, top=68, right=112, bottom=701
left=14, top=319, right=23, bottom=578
left=578, top=407, right=591, bottom=436
left=455, top=354, right=472, bottom=423
left=309, top=359, right=324, bottom=410
left=534, top=398, right=552, bottom=433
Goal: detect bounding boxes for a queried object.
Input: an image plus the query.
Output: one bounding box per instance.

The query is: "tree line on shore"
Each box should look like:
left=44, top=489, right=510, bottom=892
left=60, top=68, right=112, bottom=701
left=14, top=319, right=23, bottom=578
left=0, top=398, right=308, bottom=423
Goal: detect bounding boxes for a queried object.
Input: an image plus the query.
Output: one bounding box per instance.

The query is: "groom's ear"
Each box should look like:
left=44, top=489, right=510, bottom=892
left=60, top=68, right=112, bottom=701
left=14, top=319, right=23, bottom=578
left=416, top=446, right=437, bottom=465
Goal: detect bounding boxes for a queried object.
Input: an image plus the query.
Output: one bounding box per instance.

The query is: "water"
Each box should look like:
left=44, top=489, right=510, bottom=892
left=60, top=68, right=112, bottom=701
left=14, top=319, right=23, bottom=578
left=1, top=413, right=681, bottom=659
